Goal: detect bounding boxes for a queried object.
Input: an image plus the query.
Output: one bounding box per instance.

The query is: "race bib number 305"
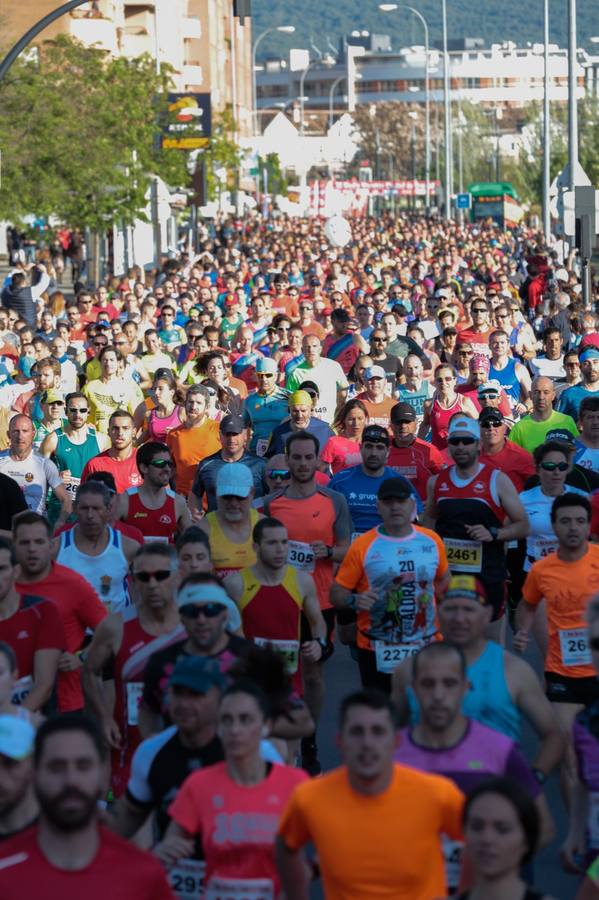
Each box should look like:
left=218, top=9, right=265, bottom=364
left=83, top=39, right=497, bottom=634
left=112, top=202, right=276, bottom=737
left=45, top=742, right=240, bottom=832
left=287, top=541, right=315, bottom=572
left=444, top=538, right=482, bottom=573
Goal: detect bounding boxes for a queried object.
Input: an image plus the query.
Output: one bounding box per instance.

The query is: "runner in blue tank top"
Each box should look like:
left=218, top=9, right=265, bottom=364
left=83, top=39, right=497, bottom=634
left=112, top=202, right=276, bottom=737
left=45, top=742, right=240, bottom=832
left=488, top=330, right=531, bottom=418
left=392, top=575, right=564, bottom=772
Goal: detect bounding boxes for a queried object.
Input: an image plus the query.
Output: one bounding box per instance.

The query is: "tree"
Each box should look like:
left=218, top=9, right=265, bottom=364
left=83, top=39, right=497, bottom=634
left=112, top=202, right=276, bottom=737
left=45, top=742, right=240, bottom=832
left=350, top=102, right=425, bottom=180
left=257, top=153, right=288, bottom=195
left=0, top=35, right=188, bottom=229
left=203, top=106, right=244, bottom=201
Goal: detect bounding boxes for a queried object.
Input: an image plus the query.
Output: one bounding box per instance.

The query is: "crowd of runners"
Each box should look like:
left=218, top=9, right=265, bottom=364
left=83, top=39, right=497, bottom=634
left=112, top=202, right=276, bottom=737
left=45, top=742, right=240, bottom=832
left=0, top=212, right=598, bottom=897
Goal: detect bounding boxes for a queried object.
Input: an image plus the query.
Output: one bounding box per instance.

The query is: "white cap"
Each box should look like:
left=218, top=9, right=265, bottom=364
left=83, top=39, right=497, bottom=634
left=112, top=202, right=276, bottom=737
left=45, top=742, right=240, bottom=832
left=554, top=267, right=569, bottom=283
left=448, top=415, right=480, bottom=440
left=365, top=365, right=386, bottom=380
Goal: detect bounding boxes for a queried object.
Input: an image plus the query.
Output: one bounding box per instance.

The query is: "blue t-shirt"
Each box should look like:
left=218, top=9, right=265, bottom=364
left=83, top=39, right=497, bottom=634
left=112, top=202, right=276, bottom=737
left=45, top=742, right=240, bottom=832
left=558, top=384, right=599, bottom=420
left=266, top=417, right=334, bottom=458
left=329, top=465, right=422, bottom=534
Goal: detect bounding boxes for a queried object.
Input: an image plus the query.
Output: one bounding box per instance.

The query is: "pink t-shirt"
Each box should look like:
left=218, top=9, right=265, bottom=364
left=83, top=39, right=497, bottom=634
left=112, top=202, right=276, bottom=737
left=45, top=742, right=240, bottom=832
left=320, top=435, right=362, bottom=474
left=169, top=761, right=307, bottom=894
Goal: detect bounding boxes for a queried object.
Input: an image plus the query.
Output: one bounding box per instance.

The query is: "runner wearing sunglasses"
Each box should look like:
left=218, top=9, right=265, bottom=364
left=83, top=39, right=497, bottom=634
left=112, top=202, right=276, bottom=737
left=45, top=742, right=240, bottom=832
left=423, top=414, right=528, bottom=639
left=82, top=542, right=183, bottom=797
left=116, top=441, right=191, bottom=543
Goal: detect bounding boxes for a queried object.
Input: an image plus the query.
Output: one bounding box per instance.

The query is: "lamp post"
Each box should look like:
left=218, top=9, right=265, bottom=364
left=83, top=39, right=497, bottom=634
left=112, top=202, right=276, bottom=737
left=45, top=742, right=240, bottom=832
left=442, top=0, right=453, bottom=220
left=379, top=3, right=430, bottom=214
left=542, top=0, right=551, bottom=238
left=299, top=63, right=313, bottom=136
left=328, top=75, right=345, bottom=129
left=252, top=25, right=295, bottom=135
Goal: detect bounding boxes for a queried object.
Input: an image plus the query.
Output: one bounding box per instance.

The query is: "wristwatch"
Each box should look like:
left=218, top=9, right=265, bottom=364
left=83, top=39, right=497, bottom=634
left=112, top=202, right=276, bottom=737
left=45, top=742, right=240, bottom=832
left=326, top=545, right=333, bottom=559
left=316, top=637, right=332, bottom=661
left=488, top=526, right=500, bottom=542
left=532, top=768, right=547, bottom=786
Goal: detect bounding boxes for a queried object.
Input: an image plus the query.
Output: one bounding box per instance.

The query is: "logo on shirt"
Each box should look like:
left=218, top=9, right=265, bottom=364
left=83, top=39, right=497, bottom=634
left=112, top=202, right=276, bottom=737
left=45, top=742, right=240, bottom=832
left=24, top=472, right=34, bottom=483
left=159, top=515, right=173, bottom=524
left=439, top=483, right=449, bottom=492
left=473, top=482, right=485, bottom=492
left=16, top=631, right=29, bottom=640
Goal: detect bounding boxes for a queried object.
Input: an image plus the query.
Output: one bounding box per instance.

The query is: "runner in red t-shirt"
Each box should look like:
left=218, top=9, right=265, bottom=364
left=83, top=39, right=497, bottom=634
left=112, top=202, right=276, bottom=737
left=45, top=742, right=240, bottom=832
left=387, top=403, right=446, bottom=501
left=0, top=538, right=63, bottom=712
left=13, top=513, right=107, bottom=713
left=81, top=411, right=141, bottom=494
left=0, top=713, right=175, bottom=900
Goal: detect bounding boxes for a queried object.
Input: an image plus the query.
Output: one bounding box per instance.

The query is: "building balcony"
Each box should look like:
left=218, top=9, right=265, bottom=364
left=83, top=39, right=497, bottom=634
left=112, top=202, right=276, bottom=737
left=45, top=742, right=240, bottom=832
left=68, top=15, right=119, bottom=53
left=119, top=28, right=153, bottom=58
left=183, top=16, right=202, bottom=39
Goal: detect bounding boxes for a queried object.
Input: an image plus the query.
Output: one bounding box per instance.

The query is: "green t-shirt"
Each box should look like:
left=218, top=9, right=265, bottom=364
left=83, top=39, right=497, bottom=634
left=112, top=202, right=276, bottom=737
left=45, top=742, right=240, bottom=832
left=508, top=409, right=579, bottom=453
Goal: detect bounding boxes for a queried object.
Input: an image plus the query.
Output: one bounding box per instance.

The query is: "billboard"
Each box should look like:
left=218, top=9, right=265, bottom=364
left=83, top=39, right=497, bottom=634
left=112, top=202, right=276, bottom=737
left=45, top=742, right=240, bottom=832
left=162, top=93, right=211, bottom=150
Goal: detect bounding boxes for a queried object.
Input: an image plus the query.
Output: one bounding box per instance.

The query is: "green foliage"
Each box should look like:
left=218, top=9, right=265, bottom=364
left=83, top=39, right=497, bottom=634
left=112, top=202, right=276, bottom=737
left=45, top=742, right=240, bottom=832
left=203, top=106, right=244, bottom=200
left=258, top=153, right=288, bottom=195
left=0, top=35, right=188, bottom=229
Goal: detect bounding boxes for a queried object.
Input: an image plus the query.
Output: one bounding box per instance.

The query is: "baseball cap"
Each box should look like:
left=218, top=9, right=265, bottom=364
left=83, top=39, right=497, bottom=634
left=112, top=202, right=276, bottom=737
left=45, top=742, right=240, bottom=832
left=365, top=365, right=386, bottom=381
left=442, top=574, right=488, bottom=605
left=255, top=357, right=278, bottom=375
left=216, top=462, right=253, bottom=498
left=390, top=402, right=416, bottom=423
left=546, top=428, right=576, bottom=446
left=448, top=416, right=480, bottom=440
left=298, top=380, right=320, bottom=397
left=224, top=295, right=239, bottom=308
left=220, top=414, right=245, bottom=434
left=435, top=288, right=450, bottom=299
left=43, top=389, right=64, bottom=405
left=554, top=267, right=569, bottom=283
left=477, top=380, right=502, bottom=398
left=377, top=477, right=413, bottom=501
left=362, top=424, right=390, bottom=445
left=579, top=337, right=599, bottom=355
left=479, top=407, right=504, bottom=424
left=0, top=715, right=35, bottom=761
left=169, top=656, right=225, bottom=694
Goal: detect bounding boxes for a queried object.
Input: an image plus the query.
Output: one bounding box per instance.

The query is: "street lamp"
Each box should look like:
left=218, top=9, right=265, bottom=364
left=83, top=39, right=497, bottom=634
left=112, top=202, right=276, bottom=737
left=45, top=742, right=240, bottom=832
left=543, top=0, right=550, bottom=238
left=441, top=0, right=452, bottom=220
left=379, top=3, right=431, bottom=214
left=252, top=25, right=295, bottom=135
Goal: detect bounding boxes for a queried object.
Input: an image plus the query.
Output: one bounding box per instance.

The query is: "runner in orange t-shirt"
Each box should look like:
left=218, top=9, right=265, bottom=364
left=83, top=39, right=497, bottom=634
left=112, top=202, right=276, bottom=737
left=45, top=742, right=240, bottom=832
left=166, top=385, right=222, bottom=497
left=515, top=493, right=599, bottom=797
left=276, top=689, right=463, bottom=900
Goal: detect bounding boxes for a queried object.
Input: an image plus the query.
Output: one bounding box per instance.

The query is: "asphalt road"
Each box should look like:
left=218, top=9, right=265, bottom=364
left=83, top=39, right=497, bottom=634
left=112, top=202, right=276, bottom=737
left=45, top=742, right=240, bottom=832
left=311, top=635, right=579, bottom=900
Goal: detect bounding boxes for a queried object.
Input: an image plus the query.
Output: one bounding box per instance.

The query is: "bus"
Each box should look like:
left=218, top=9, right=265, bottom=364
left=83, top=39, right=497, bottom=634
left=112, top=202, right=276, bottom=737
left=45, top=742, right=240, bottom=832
left=467, top=182, right=524, bottom=228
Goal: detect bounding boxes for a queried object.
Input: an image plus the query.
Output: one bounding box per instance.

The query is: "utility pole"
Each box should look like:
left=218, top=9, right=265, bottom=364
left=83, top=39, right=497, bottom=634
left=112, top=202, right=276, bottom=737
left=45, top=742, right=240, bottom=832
left=542, top=0, right=551, bottom=239
left=442, top=0, right=452, bottom=220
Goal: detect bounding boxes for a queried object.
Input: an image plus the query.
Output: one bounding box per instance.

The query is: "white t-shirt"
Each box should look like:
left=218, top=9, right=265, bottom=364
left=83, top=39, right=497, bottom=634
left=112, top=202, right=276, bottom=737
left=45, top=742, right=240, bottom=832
left=0, top=450, right=62, bottom=514
left=286, top=358, right=348, bottom=424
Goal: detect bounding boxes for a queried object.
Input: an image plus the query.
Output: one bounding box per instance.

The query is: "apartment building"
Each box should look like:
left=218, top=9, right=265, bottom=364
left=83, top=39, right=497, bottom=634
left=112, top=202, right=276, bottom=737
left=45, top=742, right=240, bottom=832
left=3, top=0, right=253, bottom=135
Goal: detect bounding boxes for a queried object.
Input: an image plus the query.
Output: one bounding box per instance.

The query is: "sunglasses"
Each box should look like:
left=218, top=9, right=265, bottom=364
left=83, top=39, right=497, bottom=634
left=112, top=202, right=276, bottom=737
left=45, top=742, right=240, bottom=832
left=472, top=308, right=487, bottom=314
left=68, top=407, right=88, bottom=414
left=179, top=602, right=226, bottom=619
left=448, top=437, right=477, bottom=446
left=481, top=420, right=503, bottom=428
left=457, top=350, right=473, bottom=355
left=267, top=469, right=290, bottom=480
left=133, top=569, right=172, bottom=582
left=150, top=459, right=174, bottom=469
left=539, top=461, right=569, bottom=472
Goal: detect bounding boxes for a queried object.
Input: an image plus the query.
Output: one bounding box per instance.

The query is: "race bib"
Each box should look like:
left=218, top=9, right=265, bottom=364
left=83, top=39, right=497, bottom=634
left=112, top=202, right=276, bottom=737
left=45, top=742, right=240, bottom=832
left=255, top=438, right=269, bottom=458
left=374, top=641, right=420, bottom=674
left=126, top=682, right=144, bottom=726
left=287, top=540, right=315, bottom=572
left=254, top=638, right=299, bottom=675
left=146, top=536, right=169, bottom=543
left=442, top=836, right=463, bottom=891
left=11, top=675, right=33, bottom=706
left=530, top=537, right=556, bottom=560
left=205, top=876, right=274, bottom=900
left=444, top=538, right=482, bottom=573
left=559, top=628, right=591, bottom=667
left=588, top=793, right=599, bottom=849
left=170, top=859, right=206, bottom=900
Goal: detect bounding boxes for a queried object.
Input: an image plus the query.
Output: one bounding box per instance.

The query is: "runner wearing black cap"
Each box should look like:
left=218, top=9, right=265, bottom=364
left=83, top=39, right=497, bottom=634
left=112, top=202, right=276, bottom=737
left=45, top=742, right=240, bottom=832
left=190, top=414, right=266, bottom=514
left=331, top=477, right=450, bottom=691
left=387, top=402, right=445, bottom=502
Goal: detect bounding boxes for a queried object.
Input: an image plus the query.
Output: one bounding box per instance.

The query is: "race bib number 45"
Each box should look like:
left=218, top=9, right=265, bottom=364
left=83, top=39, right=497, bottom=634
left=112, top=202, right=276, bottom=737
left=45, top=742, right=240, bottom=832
left=444, top=538, right=482, bottom=573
